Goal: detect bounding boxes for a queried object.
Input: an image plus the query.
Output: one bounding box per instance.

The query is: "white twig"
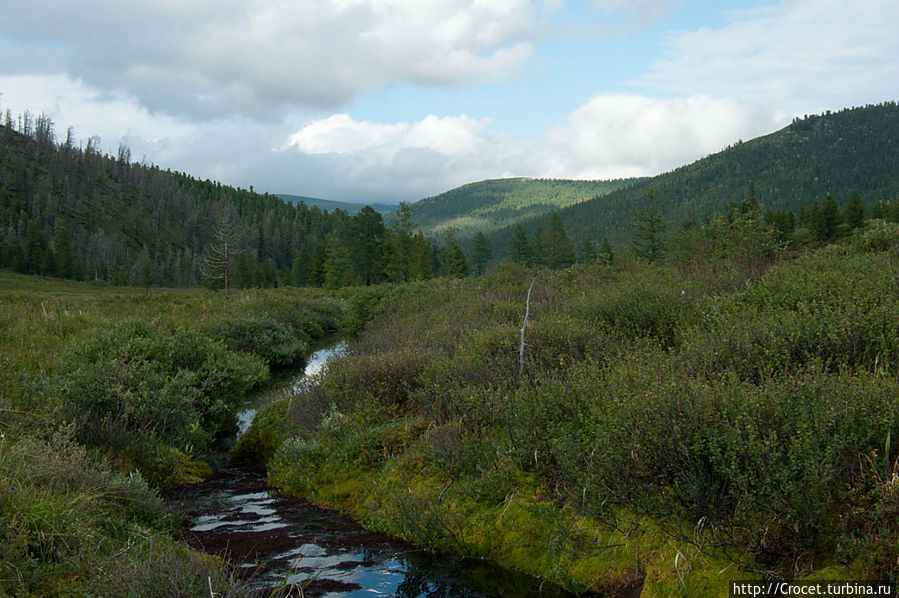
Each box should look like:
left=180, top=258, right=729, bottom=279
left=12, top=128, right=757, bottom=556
left=519, top=277, right=536, bottom=375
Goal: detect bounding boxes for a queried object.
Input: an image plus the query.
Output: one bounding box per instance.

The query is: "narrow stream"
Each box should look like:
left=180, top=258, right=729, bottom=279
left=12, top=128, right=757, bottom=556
left=171, top=342, right=588, bottom=597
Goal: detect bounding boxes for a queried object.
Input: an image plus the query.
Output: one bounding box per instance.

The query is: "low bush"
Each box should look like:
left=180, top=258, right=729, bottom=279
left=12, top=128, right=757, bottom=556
left=58, top=319, right=267, bottom=467
left=206, top=313, right=308, bottom=369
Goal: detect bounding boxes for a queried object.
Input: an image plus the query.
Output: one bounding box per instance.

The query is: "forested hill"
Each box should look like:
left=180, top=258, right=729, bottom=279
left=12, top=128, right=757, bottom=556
left=278, top=193, right=397, bottom=215
left=492, top=102, right=899, bottom=248
left=407, top=177, right=639, bottom=238
left=0, top=116, right=440, bottom=288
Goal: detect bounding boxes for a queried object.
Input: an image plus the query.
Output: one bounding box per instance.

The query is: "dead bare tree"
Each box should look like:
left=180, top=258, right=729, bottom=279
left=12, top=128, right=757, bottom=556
left=202, top=203, right=241, bottom=301
left=519, top=276, right=536, bottom=375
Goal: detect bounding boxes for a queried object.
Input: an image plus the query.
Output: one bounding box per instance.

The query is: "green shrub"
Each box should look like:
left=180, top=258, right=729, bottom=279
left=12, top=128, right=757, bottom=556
left=206, top=314, right=307, bottom=369
left=851, top=219, right=899, bottom=252
left=57, top=319, right=267, bottom=480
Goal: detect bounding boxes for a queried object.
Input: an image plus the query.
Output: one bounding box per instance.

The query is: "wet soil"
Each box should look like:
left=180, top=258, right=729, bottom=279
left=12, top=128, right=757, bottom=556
left=168, top=463, right=587, bottom=597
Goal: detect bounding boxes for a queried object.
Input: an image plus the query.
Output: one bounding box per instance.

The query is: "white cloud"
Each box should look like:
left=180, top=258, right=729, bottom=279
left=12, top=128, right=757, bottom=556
left=539, top=93, right=780, bottom=179
left=288, top=113, right=491, bottom=157
left=0, top=0, right=542, bottom=118
left=592, top=0, right=671, bottom=24
left=281, top=113, right=507, bottom=199
left=641, top=0, right=899, bottom=113
left=277, top=93, right=783, bottom=201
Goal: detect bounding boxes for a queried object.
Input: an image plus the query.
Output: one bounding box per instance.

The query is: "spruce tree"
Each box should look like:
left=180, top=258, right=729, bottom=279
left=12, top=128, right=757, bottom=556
left=544, top=212, right=575, bottom=269
left=471, top=231, right=493, bottom=275
left=844, top=191, right=866, bottom=230
left=506, top=224, right=531, bottom=265
left=442, top=229, right=468, bottom=278
left=631, top=191, right=667, bottom=263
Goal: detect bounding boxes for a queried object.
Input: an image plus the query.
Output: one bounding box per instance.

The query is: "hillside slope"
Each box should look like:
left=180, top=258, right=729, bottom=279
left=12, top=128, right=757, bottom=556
left=491, top=102, right=899, bottom=248
left=407, top=177, right=639, bottom=238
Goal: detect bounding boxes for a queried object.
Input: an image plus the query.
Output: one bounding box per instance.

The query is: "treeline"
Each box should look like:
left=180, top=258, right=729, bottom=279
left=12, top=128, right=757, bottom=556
left=482, top=102, right=899, bottom=250
left=0, top=111, right=452, bottom=289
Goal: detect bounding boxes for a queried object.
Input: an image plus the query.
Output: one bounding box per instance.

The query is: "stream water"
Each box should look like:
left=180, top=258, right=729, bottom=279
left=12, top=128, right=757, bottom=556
left=170, top=342, right=588, bottom=597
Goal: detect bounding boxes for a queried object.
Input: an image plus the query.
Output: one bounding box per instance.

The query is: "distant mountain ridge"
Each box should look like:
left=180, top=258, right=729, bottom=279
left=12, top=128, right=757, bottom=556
left=277, top=194, right=397, bottom=215
left=406, top=177, right=641, bottom=238
left=486, top=102, right=899, bottom=249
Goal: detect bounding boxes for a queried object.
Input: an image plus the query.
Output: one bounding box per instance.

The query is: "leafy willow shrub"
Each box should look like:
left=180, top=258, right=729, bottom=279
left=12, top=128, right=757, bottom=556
left=554, top=352, right=899, bottom=567
left=523, top=314, right=615, bottom=374
left=269, top=435, right=324, bottom=495
left=58, top=319, right=267, bottom=473
left=575, top=268, right=697, bottom=347
left=838, top=473, right=899, bottom=580
left=416, top=422, right=501, bottom=483
left=206, top=313, right=308, bottom=369
left=851, top=219, right=899, bottom=252
left=317, top=347, right=428, bottom=407
left=687, top=249, right=899, bottom=379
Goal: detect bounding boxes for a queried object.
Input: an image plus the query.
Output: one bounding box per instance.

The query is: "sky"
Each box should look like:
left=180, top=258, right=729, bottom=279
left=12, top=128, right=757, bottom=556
left=1, top=0, right=897, bottom=204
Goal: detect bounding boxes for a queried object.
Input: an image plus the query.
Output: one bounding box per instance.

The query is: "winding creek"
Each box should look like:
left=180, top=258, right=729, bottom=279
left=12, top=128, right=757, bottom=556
left=169, top=342, right=586, bottom=597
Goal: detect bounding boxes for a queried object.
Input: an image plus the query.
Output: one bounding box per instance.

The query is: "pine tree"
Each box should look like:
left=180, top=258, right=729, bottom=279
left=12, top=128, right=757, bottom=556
left=442, top=229, right=468, bottom=278
left=844, top=191, right=866, bottom=230
left=471, top=231, right=493, bottom=275
left=822, top=195, right=841, bottom=239
left=408, top=232, right=434, bottom=280
left=310, top=243, right=328, bottom=287
left=140, top=256, right=154, bottom=293
left=544, top=212, right=576, bottom=269
left=507, top=224, right=532, bottom=265
left=323, top=233, right=359, bottom=289
left=631, top=191, right=667, bottom=263
left=234, top=250, right=257, bottom=288
left=599, top=238, right=614, bottom=266
left=290, top=246, right=312, bottom=286
left=578, top=239, right=596, bottom=263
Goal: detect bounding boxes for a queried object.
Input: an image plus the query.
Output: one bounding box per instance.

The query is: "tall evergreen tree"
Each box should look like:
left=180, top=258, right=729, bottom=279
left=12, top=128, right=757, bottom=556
left=408, top=232, right=434, bottom=281
left=310, top=243, right=328, bottom=287
left=578, top=239, right=596, bottom=263
left=202, top=204, right=241, bottom=300
left=348, top=205, right=385, bottom=285
left=506, top=224, right=532, bottom=265
left=470, top=231, right=493, bottom=275
left=599, top=238, right=614, bottom=266
left=544, top=212, right=576, bottom=269
left=631, top=191, right=667, bottom=263
left=844, top=191, right=866, bottom=230
left=323, top=233, right=359, bottom=289
left=442, top=229, right=468, bottom=278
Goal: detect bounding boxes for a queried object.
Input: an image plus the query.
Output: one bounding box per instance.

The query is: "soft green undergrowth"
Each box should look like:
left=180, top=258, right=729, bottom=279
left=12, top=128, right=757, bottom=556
left=0, top=275, right=403, bottom=596
left=255, top=221, right=899, bottom=596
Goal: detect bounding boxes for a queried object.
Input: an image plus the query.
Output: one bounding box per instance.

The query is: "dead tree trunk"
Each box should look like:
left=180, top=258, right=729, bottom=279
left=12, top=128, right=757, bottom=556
left=519, top=277, right=536, bottom=375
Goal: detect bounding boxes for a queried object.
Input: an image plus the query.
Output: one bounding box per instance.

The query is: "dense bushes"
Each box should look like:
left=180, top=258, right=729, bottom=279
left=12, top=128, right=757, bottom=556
left=267, top=222, right=899, bottom=590
left=0, top=277, right=359, bottom=596
left=56, top=319, right=267, bottom=482
left=206, top=314, right=308, bottom=369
